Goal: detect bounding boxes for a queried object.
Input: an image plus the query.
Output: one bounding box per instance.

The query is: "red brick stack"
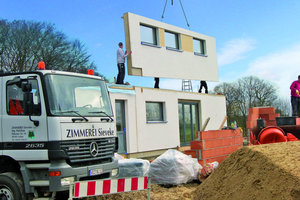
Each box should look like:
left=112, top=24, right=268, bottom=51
left=246, top=107, right=280, bottom=134
left=297, top=118, right=300, bottom=125
left=184, top=129, right=243, bottom=166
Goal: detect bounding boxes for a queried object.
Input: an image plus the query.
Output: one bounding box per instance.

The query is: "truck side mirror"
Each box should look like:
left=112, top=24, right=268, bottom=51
left=22, top=82, right=39, bottom=126
left=23, top=92, right=33, bottom=115
left=22, top=82, right=33, bottom=115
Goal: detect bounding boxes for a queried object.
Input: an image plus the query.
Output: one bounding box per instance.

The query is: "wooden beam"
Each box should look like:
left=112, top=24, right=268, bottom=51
left=219, top=116, right=228, bottom=130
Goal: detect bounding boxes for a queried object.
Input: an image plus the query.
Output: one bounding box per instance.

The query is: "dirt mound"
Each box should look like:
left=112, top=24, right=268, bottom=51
left=85, top=182, right=198, bottom=200
left=192, top=141, right=300, bottom=200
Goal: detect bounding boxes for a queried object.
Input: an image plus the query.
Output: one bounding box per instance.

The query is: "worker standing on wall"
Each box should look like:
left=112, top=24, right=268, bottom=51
left=116, top=42, right=131, bottom=84
left=199, top=81, right=208, bottom=94
left=154, top=77, right=160, bottom=88
left=290, top=75, right=300, bottom=116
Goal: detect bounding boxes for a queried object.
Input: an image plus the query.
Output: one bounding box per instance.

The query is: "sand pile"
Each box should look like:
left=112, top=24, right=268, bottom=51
left=85, top=182, right=198, bottom=200
left=192, top=141, right=300, bottom=200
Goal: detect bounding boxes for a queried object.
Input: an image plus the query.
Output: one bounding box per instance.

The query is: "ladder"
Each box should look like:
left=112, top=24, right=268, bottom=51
left=182, top=80, right=193, bottom=92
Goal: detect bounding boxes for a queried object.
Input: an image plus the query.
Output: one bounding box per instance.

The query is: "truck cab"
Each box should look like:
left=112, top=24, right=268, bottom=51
left=0, top=70, right=118, bottom=199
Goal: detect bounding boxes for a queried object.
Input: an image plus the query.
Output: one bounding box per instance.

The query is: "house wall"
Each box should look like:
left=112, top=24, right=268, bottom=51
left=109, top=87, right=226, bottom=154
left=123, top=12, right=218, bottom=81
left=109, top=92, right=138, bottom=153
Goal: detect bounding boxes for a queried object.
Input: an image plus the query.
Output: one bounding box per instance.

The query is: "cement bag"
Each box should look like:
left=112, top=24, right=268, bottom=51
left=118, top=158, right=150, bottom=178
left=149, top=149, right=201, bottom=185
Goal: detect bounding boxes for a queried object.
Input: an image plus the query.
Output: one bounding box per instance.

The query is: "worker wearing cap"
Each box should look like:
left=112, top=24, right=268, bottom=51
left=116, top=42, right=131, bottom=84
left=290, top=75, right=300, bottom=116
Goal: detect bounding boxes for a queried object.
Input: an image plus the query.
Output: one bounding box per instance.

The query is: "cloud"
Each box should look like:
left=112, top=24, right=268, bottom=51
left=246, top=43, right=300, bottom=97
left=218, top=38, right=256, bottom=66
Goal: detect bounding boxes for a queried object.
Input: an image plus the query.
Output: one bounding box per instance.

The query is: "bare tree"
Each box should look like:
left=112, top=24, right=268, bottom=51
left=214, top=82, right=237, bottom=117
left=214, top=76, right=278, bottom=132
left=274, top=97, right=291, bottom=117
left=0, top=19, right=104, bottom=77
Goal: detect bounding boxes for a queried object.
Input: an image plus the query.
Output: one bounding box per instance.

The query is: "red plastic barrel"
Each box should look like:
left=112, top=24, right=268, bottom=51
left=286, top=133, right=299, bottom=141
left=258, top=126, right=287, bottom=144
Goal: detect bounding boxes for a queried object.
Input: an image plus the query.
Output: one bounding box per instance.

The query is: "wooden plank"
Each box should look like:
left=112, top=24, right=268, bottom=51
left=201, top=117, right=210, bottom=132
left=108, top=86, right=134, bottom=90
left=219, top=116, right=228, bottom=130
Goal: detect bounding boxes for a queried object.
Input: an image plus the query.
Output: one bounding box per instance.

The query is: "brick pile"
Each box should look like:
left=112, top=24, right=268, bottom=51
left=297, top=118, right=300, bottom=125
left=246, top=107, right=280, bottom=144
left=185, top=129, right=243, bottom=166
left=246, top=107, right=280, bottom=131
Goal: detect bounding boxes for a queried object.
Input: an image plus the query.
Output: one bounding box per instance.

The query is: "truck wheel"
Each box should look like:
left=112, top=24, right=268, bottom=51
left=0, top=172, right=26, bottom=200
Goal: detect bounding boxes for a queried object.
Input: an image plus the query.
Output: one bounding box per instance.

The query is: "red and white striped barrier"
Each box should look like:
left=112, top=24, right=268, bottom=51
left=71, top=176, right=149, bottom=198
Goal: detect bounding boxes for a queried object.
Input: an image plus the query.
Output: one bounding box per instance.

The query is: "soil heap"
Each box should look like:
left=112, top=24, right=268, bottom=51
left=192, top=141, right=300, bottom=200
left=85, top=182, right=198, bottom=200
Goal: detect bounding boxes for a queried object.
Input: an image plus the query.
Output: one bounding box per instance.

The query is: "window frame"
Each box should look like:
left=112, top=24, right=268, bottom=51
left=6, top=78, right=42, bottom=116
left=44, top=74, right=113, bottom=117
left=193, top=38, right=206, bottom=56
left=140, top=24, right=159, bottom=47
left=165, top=30, right=181, bottom=51
left=145, top=101, right=166, bottom=123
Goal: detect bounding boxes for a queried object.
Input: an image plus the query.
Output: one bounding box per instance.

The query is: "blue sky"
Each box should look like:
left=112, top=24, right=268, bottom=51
left=1, top=0, right=300, bottom=97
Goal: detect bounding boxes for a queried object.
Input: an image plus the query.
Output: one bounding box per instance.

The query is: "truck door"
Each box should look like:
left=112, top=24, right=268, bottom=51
left=1, top=74, right=48, bottom=161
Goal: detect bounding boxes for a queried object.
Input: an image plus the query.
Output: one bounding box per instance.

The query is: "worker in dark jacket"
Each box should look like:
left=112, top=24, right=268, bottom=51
left=290, top=75, right=300, bottom=116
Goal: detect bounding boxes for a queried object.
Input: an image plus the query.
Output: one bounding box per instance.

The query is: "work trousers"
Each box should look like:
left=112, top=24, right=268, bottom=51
left=199, top=81, right=208, bottom=94
left=291, top=96, right=300, bottom=117
left=116, top=63, right=125, bottom=84
left=154, top=77, right=160, bottom=88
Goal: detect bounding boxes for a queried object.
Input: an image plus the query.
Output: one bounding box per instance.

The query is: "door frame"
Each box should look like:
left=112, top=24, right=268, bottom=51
left=115, top=100, right=127, bottom=154
left=178, top=101, right=200, bottom=146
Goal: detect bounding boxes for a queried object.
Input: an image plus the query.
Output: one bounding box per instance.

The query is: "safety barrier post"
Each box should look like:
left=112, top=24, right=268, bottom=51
left=147, top=177, right=151, bottom=200
left=68, top=181, right=73, bottom=200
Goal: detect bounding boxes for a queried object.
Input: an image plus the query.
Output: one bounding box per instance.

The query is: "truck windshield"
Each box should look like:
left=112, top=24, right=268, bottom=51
left=44, top=74, right=113, bottom=117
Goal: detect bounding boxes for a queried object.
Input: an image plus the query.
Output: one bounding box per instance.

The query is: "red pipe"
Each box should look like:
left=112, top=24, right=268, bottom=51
left=258, top=126, right=287, bottom=144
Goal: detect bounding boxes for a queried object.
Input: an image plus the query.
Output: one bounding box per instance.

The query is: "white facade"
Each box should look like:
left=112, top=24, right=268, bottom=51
left=109, top=86, right=226, bottom=155
left=123, top=12, right=218, bottom=81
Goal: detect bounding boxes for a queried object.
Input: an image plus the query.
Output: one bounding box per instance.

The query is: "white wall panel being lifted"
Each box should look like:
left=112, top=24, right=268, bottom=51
left=124, top=12, right=218, bottom=81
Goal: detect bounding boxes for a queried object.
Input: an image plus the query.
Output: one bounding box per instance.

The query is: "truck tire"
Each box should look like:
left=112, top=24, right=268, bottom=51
left=0, top=172, right=26, bottom=200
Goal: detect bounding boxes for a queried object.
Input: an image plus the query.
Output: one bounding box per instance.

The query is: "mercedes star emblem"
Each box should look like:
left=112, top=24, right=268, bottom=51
left=90, top=142, right=98, bottom=157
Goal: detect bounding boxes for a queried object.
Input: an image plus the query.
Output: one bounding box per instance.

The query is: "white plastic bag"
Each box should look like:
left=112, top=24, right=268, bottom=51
left=118, top=158, right=150, bottom=178
left=149, top=149, right=201, bottom=185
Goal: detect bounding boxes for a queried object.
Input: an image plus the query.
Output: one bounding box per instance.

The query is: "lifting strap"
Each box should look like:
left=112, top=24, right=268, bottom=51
left=161, top=0, right=190, bottom=29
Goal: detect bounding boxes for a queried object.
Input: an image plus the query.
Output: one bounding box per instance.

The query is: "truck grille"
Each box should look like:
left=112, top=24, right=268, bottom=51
left=60, top=138, right=115, bottom=165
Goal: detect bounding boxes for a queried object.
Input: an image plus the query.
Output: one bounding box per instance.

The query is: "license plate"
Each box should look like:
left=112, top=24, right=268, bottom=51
left=89, top=168, right=103, bottom=176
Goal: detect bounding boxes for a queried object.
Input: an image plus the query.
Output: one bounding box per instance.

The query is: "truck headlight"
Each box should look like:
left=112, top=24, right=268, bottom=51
left=112, top=169, right=118, bottom=177
left=61, top=177, right=75, bottom=186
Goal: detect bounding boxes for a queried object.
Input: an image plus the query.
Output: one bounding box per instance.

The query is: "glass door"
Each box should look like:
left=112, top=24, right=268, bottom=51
left=115, top=100, right=126, bottom=154
left=178, top=102, right=200, bottom=146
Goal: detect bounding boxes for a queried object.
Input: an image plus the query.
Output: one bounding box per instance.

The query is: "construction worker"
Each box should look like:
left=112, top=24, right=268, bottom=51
left=154, top=77, right=160, bottom=88
left=199, top=81, right=208, bottom=94
left=290, top=75, right=300, bottom=116
left=116, top=42, right=131, bottom=84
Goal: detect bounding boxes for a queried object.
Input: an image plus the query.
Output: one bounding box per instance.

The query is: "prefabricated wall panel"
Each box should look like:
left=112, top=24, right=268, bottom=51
left=124, top=12, right=218, bottom=81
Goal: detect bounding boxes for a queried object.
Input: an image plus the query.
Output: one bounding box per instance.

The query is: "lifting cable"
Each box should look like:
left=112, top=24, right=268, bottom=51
left=161, top=0, right=190, bottom=29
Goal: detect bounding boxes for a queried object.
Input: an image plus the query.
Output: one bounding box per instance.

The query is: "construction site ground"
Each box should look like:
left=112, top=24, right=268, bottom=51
left=83, top=141, right=300, bottom=200
left=83, top=182, right=199, bottom=200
